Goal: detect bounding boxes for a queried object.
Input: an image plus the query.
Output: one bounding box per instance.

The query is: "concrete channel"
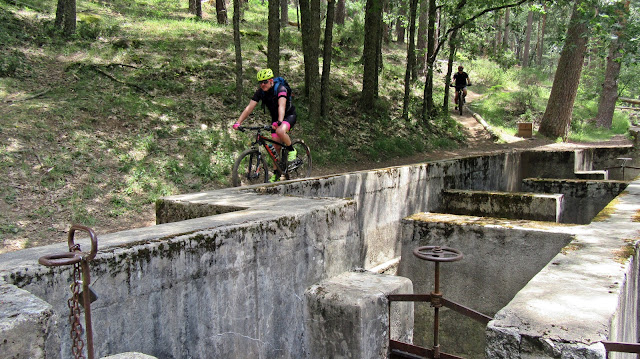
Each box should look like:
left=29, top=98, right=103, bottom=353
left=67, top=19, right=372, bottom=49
left=1, top=145, right=639, bottom=358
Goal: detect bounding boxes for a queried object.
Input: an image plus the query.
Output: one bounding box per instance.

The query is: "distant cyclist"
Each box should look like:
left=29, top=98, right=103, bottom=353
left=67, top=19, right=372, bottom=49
left=453, top=65, right=472, bottom=110
left=233, top=68, right=297, bottom=182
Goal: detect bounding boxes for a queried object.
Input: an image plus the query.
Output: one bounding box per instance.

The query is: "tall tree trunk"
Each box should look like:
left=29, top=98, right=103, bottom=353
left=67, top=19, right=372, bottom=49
left=55, top=0, right=65, bottom=28
left=595, top=38, right=623, bottom=129
left=443, top=29, right=458, bottom=112
left=268, top=0, right=280, bottom=74
left=402, top=0, right=418, bottom=120
left=335, top=0, right=346, bottom=25
left=382, top=0, right=391, bottom=43
left=502, top=8, right=510, bottom=49
left=595, top=0, right=630, bottom=128
left=416, top=0, right=428, bottom=76
left=536, top=4, right=547, bottom=65
left=522, top=9, right=533, bottom=67
left=421, top=0, right=436, bottom=120
left=63, top=0, right=76, bottom=36
left=538, top=1, right=591, bottom=139
left=494, top=12, right=502, bottom=52
left=233, top=0, right=243, bottom=106
left=216, top=0, right=227, bottom=23
left=281, top=0, right=289, bottom=27
left=396, top=2, right=406, bottom=43
left=299, top=0, right=321, bottom=120
left=361, top=0, right=383, bottom=112
left=321, top=0, right=336, bottom=117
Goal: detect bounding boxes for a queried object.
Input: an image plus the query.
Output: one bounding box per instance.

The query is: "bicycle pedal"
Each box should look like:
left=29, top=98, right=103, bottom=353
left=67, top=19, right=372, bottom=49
left=287, top=159, right=302, bottom=171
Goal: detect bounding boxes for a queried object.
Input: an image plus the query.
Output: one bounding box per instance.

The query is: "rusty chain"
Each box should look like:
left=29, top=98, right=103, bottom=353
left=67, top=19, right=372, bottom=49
left=68, top=257, right=86, bottom=359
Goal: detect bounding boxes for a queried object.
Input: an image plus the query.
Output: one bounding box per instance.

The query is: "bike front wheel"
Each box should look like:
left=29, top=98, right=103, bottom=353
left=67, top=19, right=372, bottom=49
left=232, top=149, right=269, bottom=187
left=286, top=140, right=312, bottom=180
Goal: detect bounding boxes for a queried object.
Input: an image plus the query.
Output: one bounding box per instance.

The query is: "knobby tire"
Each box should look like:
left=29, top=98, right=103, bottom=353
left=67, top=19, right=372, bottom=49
left=232, top=148, right=268, bottom=187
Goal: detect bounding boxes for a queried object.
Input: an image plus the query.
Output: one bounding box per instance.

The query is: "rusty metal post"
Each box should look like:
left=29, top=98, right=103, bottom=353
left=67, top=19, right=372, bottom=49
left=39, top=224, right=98, bottom=359
left=413, top=246, right=464, bottom=359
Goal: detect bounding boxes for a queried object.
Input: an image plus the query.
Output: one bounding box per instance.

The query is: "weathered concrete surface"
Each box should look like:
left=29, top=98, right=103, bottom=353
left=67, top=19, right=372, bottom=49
left=440, top=189, right=565, bottom=222
left=0, top=282, right=59, bottom=359
left=1, top=191, right=360, bottom=358
left=304, top=271, right=413, bottom=359
left=522, top=178, right=627, bottom=224
left=1, top=145, right=638, bottom=359
left=102, top=353, right=157, bottom=359
left=486, top=179, right=640, bottom=358
left=397, top=213, right=575, bottom=358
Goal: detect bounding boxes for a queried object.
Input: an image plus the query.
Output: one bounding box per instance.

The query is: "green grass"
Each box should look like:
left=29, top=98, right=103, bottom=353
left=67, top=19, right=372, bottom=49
left=468, top=58, right=630, bottom=140
left=0, top=0, right=634, bottom=251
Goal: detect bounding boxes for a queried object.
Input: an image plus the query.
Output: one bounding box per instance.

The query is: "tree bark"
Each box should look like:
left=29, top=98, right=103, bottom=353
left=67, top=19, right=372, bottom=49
left=361, top=0, right=383, bottom=112
left=416, top=0, right=428, bottom=76
left=321, top=0, right=336, bottom=117
left=63, top=0, right=76, bottom=36
left=421, top=0, right=436, bottom=120
left=281, top=0, right=289, bottom=27
left=55, top=0, right=65, bottom=28
left=299, top=0, right=321, bottom=120
left=522, top=9, right=533, bottom=67
left=595, top=0, right=630, bottom=129
left=335, top=0, right=346, bottom=25
left=233, top=0, right=243, bottom=105
left=396, top=2, right=406, bottom=43
left=195, top=0, right=202, bottom=18
left=536, top=4, right=547, bottom=65
left=216, top=0, right=227, bottom=23
left=502, top=8, right=510, bottom=49
left=443, top=29, right=458, bottom=112
left=538, top=1, right=591, bottom=139
left=268, top=0, right=280, bottom=74
left=402, top=0, right=418, bottom=120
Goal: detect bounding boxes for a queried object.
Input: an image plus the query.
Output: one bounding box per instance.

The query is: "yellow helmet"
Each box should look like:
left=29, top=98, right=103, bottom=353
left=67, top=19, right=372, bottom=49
left=256, top=68, right=274, bottom=82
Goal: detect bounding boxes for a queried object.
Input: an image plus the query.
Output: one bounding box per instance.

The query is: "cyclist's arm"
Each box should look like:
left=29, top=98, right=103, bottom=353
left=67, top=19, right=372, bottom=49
left=237, top=100, right=259, bottom=126
left=277, top=96, right=286, bottom=124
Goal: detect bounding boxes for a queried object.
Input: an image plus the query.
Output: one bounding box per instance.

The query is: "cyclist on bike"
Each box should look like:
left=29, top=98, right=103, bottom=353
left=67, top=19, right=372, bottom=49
left=233, top=68, right=297, bottom=182
left=453, top=65, right=471, bottom=110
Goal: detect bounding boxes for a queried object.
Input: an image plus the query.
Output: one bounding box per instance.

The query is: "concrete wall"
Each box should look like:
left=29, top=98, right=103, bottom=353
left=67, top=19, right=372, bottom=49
left=1, top=146, right=638, bottom=359
left=440, top=189, right=564, bottom=222
left=396, top=213, right=574, bottom=358
left=522, top=178, right=627, bottom=224
left=486, top=181, right=640, bottom=358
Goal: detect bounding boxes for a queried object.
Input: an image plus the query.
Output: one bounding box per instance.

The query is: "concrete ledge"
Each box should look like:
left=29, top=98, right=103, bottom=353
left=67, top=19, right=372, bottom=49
left=575, top=170, right=609, bottom=180
left=0, top=282, right=58, bottom=359
left=102, top=353, right=158, bottom=359
left=486, top=179, right=640, bottom=358
left=522, top=178, right=627, bottom=224
left=440, top=189, right=564, bottom=222
left=304, top=271, right=413, bottom=359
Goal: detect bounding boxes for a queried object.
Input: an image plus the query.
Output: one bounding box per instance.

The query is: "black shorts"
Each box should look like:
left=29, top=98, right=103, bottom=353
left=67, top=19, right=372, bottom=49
left=271, top=113, right=297, bottom=133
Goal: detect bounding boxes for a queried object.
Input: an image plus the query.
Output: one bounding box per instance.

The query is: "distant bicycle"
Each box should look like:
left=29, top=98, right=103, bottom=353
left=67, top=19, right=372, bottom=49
left=451, top=84, right=470, bottom=115
left=232, top=125, right=312, bottom=187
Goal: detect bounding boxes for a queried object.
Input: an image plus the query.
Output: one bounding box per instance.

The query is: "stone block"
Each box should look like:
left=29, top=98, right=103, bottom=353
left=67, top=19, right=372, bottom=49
left=304, top=271, right=413, bottom=359
left=0, top=283, right=58, bottom=359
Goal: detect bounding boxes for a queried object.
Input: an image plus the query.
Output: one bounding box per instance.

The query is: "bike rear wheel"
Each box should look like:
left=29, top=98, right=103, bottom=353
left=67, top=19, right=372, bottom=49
left=232, top=149, right=269, bottom=187
left=286, top=140, right=312, bottom=180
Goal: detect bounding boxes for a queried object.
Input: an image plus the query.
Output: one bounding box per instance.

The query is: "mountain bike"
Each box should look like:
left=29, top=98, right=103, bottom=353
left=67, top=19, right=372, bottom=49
left=232, top=125, right=312, bottom=187
left=451, top=84, right=470, bottom=115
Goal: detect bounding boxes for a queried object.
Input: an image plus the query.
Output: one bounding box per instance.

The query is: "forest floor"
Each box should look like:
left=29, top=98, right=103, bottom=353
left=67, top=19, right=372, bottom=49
left=1, top=91, right=633, bottom=254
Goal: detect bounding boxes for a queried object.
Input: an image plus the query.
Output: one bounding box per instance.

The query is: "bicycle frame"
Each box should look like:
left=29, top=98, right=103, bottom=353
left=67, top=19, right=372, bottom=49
left=245, top=126, right=289, bottom=175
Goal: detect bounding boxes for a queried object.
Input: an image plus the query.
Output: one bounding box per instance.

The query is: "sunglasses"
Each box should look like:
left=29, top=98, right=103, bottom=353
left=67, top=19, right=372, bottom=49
left=258, top=80, right=270, bottom=85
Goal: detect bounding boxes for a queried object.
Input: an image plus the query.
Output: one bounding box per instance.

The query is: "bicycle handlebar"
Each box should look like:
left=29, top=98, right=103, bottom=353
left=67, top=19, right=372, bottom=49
left=237, top=125, right=272, bottom=132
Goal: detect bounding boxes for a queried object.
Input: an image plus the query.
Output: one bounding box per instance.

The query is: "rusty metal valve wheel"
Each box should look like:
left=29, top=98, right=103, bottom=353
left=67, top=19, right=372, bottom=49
left=413, top=246, right=463, bottom=262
